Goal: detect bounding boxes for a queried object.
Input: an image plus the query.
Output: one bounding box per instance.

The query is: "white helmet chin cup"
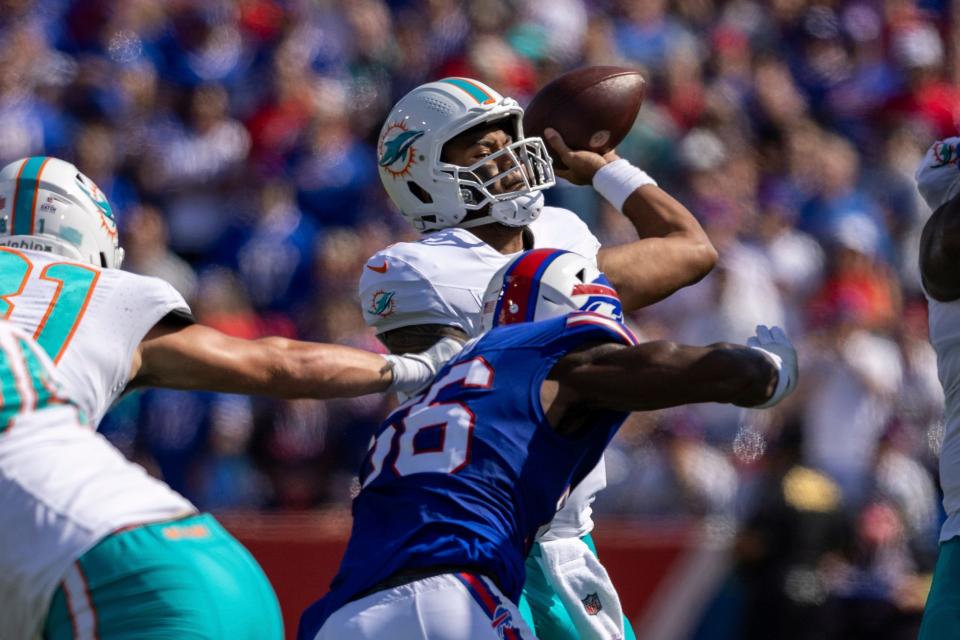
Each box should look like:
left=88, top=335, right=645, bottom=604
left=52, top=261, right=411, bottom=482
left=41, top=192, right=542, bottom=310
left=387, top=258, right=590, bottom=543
left=481, top=249, right=624, bottom=332
left=490, top=191, right=544, bottom=227
left=460, top=192, right=545, bottom=229
left=377, top=78, right=555, bottom=232
left=0, top=157, right=124, bottom=268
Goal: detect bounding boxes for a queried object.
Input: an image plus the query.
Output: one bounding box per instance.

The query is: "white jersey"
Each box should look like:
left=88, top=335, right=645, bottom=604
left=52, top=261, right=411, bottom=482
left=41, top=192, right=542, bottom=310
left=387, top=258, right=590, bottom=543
left=0, top=247, right=190, bottom=425
left=926, top=293, right=960, bottom=541
left=359, top=206, right=605, bottom=539
left=0, top=321, right=194, bottom=639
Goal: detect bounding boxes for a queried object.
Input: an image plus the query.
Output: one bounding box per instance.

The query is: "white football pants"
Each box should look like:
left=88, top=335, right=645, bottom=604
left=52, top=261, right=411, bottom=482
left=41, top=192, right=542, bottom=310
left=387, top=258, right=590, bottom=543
left=314, top=573, right=537, bottom=639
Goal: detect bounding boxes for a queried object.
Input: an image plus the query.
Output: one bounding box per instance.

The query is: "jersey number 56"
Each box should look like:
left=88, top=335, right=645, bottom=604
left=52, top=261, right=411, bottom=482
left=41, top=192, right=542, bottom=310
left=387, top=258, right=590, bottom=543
left=362, top=357, right=494, bottom=487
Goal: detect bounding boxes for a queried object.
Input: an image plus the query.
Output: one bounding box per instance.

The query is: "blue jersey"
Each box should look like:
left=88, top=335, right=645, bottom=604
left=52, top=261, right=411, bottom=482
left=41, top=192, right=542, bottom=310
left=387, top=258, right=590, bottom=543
left=298, top=312, right=637, bottom=637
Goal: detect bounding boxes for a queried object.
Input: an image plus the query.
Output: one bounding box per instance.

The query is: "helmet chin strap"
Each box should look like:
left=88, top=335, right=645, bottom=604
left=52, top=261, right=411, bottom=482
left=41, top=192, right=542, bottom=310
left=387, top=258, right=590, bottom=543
left=458, top=192, right=544, bottom=229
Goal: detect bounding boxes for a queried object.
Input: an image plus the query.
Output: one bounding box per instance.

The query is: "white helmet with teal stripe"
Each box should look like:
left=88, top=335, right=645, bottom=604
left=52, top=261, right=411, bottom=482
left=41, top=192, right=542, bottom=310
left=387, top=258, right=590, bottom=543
left=0, top=157, right=124, bottom=268
left=377, top=77, right=555, bottom=232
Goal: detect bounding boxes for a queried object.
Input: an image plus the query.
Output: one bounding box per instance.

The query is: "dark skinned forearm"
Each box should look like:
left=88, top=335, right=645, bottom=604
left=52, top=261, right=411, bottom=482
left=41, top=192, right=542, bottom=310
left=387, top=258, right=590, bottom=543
left=555, top=341, right=777, bottom=412
left=597, top=186, right=717, bottom=311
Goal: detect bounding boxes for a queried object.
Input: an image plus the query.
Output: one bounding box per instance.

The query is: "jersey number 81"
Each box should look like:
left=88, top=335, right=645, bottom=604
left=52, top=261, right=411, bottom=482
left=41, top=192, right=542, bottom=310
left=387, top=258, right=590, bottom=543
left=0, top=249, right=99, bottom=363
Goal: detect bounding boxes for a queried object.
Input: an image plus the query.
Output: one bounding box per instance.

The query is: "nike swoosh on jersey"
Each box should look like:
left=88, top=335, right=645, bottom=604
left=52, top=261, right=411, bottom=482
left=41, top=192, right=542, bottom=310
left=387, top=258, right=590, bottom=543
left=366, top=262, right=388, bottom=273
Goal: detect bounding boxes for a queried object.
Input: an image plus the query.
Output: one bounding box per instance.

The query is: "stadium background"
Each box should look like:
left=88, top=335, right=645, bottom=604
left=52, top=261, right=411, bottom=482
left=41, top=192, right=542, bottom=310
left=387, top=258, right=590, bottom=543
left=2, top=0, right=957, bottom=637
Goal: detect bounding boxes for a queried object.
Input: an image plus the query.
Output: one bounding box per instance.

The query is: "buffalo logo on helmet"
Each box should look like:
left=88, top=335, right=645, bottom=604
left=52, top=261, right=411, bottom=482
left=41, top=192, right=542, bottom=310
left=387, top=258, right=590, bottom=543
left=379, top=123, right=425, bottom=179
left=573, top=277, right=623, bottom=323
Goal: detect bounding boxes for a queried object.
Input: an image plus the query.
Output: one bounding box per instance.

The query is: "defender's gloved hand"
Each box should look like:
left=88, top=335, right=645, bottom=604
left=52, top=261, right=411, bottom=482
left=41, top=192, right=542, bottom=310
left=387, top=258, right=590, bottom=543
left=747, top=325, right=798, bottom=408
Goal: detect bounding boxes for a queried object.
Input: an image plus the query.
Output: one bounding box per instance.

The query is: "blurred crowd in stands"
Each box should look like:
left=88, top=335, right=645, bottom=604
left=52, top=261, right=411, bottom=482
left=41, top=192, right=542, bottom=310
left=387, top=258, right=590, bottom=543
left=1, top=0, right=956, bottom=635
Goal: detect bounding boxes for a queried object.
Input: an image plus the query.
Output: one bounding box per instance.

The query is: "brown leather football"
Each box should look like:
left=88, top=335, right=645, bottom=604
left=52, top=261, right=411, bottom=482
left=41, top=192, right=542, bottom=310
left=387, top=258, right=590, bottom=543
left=523, top=66, right=646, bottom=166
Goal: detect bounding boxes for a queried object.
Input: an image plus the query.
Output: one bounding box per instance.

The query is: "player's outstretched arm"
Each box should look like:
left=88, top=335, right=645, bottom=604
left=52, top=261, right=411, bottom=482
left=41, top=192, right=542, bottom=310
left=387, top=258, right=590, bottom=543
left=129, top=323, right=458, bottom=398
left=550, top=326, right=796, bottom=413
left=545, top=128, right=717, bottom=312
left=920, top=195, right=960, bottom=302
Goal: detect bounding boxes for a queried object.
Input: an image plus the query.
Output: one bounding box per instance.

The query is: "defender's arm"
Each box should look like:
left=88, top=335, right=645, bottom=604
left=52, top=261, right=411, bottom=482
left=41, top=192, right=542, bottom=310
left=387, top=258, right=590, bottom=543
left=546, top=129, right=717, bottom=311
left=130, top=322, right=446, bottom=398
left=550, top=340, right=779, bottom=412
left=920, top=196, right=960, bottom=302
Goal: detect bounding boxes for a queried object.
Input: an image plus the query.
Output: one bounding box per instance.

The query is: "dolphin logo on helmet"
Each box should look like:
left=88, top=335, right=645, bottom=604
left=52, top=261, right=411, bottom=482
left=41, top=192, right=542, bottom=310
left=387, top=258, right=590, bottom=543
left=379, top=129, right=425, bottom=175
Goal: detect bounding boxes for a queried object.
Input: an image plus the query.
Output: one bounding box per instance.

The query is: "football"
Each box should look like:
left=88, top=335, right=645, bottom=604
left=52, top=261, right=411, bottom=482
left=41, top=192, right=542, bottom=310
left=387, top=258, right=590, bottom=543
left=523, top=66, right=646, bottom=166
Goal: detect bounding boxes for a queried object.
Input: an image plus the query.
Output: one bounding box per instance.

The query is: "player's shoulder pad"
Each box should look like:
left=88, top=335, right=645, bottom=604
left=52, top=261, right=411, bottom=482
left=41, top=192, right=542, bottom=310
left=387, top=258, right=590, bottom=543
left=537, top=205, right=591, bottom=227
left=359, top=240, right=468, bottom=333
left=361, top=229, right=489, bottom=285
left=531, top=207, right=601, bottom=262
left=563, top=311, right=638, bottom=347
left=107, top=269, right=191, bottom=316
left=359, top=243, right=433, bottom=288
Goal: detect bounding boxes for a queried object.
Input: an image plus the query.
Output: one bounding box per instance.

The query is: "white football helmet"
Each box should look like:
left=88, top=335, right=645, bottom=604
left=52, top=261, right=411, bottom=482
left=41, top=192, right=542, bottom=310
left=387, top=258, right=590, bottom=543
left=481, top=249, right=624, bottom=331
left=0, top=157, right=124, bottom=268
left=377, top=77, right=555, bottom=232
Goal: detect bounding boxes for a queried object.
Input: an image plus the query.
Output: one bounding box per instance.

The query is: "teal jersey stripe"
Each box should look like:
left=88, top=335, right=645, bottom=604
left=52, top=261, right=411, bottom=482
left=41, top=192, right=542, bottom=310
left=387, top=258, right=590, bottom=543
left=12, top=156, right=48, bottom=236
left=441, top=78, right=493, bottom=104
left=0, top=337, right=64, bottom=434
left=17, top=338, right=54, bottom=409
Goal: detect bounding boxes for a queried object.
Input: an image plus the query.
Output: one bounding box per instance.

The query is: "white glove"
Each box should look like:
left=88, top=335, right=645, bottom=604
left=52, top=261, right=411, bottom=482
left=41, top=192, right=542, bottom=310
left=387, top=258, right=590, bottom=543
left=383, top=337, right=464, bottom=395
left=747, top=325, right=798, bottom=409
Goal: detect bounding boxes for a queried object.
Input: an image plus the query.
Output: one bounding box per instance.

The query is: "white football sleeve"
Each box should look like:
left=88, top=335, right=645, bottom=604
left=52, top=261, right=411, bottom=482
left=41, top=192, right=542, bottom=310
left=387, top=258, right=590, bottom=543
left=359, top=253, right=472, bottom=334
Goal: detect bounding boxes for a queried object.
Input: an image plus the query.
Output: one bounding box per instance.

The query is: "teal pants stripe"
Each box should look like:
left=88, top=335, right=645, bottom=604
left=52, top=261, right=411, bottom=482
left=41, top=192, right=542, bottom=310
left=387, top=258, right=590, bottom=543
left=920, top=535, right=960, bottom=639
left=519, top=533, right=637, bottom=640
left=43, top=513, right=283, bottom=640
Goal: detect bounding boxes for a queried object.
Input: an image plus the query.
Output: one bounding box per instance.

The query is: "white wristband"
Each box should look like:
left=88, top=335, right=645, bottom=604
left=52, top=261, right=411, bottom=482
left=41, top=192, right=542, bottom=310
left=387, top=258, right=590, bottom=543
left=749, top=346, right=788, bottom=409
left=383, top=337, right=464, bottom=396
left=383, top=354, right=432, bottom=395
left=592, top=158, right=657, bottom=211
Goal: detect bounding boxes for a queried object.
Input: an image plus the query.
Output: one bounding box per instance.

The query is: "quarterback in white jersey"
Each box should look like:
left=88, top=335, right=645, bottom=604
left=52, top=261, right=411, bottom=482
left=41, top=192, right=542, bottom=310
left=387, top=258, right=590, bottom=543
left=0, top=156, right=459, bottom=639
left=358, top=77, right=717, bottom=640
left=917, top=137, right=960, bottom=639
